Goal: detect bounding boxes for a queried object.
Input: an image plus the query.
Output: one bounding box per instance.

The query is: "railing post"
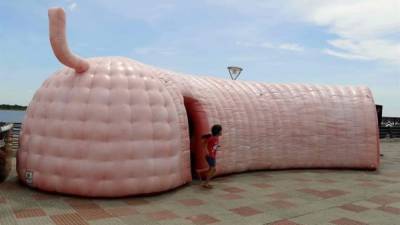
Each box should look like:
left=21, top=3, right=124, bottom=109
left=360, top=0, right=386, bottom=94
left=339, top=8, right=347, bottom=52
left=0, top=123, right=13, bottom=182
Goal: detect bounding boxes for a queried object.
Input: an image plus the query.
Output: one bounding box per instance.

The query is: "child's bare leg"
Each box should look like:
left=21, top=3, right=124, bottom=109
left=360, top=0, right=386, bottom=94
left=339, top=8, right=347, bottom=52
left=211, top=168, right=216, bottom=178
left=204, top=167, right=215, bottom=187
left=200, top=167, right=209, bottom=185
left=208, top=168, right=215, bottom=179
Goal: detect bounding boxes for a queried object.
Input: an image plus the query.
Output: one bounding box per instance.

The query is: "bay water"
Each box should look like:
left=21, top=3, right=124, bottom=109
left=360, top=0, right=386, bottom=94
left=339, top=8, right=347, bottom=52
left=0, top=110, right=26, bottom=123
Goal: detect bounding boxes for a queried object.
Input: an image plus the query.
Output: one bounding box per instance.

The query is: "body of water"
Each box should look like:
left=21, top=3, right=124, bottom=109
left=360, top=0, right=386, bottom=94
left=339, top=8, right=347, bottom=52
left=0, top=110, right=26, bottom=123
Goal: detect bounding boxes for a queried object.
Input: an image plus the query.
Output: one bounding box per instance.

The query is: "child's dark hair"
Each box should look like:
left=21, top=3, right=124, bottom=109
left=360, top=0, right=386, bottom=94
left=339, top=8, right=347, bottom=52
left=211, top=124, right=222, bottom=136
left=201, top=124, right=222, bottom=139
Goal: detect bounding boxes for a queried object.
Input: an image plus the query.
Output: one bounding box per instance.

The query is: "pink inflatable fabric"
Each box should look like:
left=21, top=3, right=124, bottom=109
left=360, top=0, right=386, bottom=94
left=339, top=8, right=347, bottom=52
left=17, top=8, right=380, bottom=197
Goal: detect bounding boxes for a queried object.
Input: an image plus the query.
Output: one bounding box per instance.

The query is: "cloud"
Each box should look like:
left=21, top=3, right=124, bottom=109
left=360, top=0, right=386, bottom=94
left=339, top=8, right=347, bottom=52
left=210, top=0, right=400, bottom=64
left=284, top=0, right=400, bottom=63
left=323, top=49, right=372, bottom=61
left=294, top=0, right=400, bottom=39
left=322, top=39, right=400, bottom=63
left=68, top=2, right=77, bottom=11
left=278, top=43, right=304, bottom=52
left=236, top=41, right=304, bottom=52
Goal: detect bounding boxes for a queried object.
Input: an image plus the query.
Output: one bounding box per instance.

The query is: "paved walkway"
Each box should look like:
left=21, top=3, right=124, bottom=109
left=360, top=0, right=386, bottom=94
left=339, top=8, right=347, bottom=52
left=1, top=140, right=399, bottom=225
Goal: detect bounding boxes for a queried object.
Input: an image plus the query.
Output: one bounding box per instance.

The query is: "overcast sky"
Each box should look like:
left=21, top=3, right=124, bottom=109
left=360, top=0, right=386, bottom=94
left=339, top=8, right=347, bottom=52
left=0, top=0, right=399, bottom=116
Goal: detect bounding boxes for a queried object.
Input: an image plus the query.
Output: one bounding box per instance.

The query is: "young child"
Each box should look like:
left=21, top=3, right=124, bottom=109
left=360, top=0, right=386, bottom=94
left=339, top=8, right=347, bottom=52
left=202, top=124, right=222, bottom=189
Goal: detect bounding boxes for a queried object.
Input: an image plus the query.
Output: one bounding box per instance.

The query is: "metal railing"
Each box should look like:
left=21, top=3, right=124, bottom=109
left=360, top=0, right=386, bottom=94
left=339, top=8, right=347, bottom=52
left=380, top=127, right=400, bottom=139
left=382, top=117, right=400, bottom=128
left=9, top=123, right=21, bottom=154
left=0, top=123, right=14, bottom=182
left=379, top=117, right=400, bottom=139
left=0, top=122, right=21, bottom=155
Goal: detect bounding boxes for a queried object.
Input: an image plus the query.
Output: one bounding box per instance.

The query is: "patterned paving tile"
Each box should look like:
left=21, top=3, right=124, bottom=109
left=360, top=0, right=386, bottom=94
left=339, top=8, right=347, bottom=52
left=284, top=197, right=310, bottom=206
left=316, top=178, right=337, bottom=183
left=269, top=200, right=297, bottom=209
left=64, top=199, right=95, bottom=207
left=382, top=171, right=400, bottom=178
left=252, top=173, right=272, bottom=178
left=319, top=189, right=349, bottom=199
left=67, top=202, right=113, bottom=221
left=296, top=188, right=348, bottom=199
left=222, top=186, right=246, bottom=193
left=178, top=198, right=205, bottom=206
left=368, top=194, right=400, bottom=205
left=252, top=183, right=274, bottom=188
left=297, top=188, right=321, bottom=196
left=214, top=177, right=233, bottom=183
left=339, top=203, right=369, bottom=213
left=355, top=178, right=372, bottom=182
left=38, top=200, right=76, bottom=216
left=147, top=210, right=179, bottom=220
left=15, top=216, right=54, bottom=225
left=390, top=201, right=400, bottom=208
left=124, top=199, right=150, bottom=206
left=229, top=206, right=262, bottom=217
left=269, top=219, right=302, bottom=225
left=0, top=181, right=20, bottom=191
left=331, top=217, right=368, bottom=225
left=0, top=213, right=18, bottom=225
left=218, top=193, right=243, bottom=200
left=87, top=217, right=126, bottom=225
left=50, top=213, right=89, bottom=225
left=186, top=214, right=220, bottom=225
left=353, top=200, right=381, bottom=209
left=357, top=182, right=381, bottom=188
left=31, top=193, right=55, bottom=201
left=94, top=200, right=127, bottom=209
left=69, top=202, right=101, bottom=210
left=377, top=178, right=398, bottom=184
left=267, top=192, right=290, bottom=199
left=13, top=208, right=46, bottom=219
left=118, top=214, right=163, bottom=225
left=1, top=141, right=400, bottom=225
left=294, top=178, right=313, bottom=182
left=75, top=208, right=114, bottom=221
left=377, top=206, right=400, bottom=215
left=105, top=206, right=138, bottom=217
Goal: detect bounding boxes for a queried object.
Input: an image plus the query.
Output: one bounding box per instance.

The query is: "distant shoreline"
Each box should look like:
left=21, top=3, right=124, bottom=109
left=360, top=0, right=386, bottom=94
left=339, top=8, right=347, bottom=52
left=0, top=109, right=26, bottom=111
left=0, top=105, right=27, bottom=111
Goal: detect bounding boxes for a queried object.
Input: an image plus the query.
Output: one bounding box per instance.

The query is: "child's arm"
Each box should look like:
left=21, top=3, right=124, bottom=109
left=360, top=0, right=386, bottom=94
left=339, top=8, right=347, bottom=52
left=203, top=139, right=209, bottom=156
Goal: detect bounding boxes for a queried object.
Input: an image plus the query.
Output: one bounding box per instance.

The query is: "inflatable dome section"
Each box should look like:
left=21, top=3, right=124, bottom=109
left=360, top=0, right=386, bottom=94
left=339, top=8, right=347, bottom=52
left=17, top=8, right=380, bottom=197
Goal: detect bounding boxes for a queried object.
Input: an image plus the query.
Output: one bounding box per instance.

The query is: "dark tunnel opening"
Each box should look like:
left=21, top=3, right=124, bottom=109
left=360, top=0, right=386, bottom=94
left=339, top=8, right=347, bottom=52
left=183, top=97, right=209, bottom=179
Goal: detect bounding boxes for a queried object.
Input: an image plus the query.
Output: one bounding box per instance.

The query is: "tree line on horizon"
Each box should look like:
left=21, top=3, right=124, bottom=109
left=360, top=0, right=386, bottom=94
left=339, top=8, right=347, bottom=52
left=0, top=104, right=27, bottom=111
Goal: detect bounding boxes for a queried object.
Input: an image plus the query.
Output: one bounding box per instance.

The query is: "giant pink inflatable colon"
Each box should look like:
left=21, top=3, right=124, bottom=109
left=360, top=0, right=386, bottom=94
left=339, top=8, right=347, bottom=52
left=17, top=8, right=380, bottom=197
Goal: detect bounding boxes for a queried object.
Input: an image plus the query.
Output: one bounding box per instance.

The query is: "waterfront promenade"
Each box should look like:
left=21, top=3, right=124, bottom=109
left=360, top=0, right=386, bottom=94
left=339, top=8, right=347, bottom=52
left=0, top=140, right=399, bottom=225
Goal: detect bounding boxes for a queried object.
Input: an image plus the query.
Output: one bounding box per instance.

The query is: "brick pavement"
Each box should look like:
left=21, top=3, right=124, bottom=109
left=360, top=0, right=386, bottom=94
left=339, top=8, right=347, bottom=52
left=0, top=140, right=399, bottom=225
